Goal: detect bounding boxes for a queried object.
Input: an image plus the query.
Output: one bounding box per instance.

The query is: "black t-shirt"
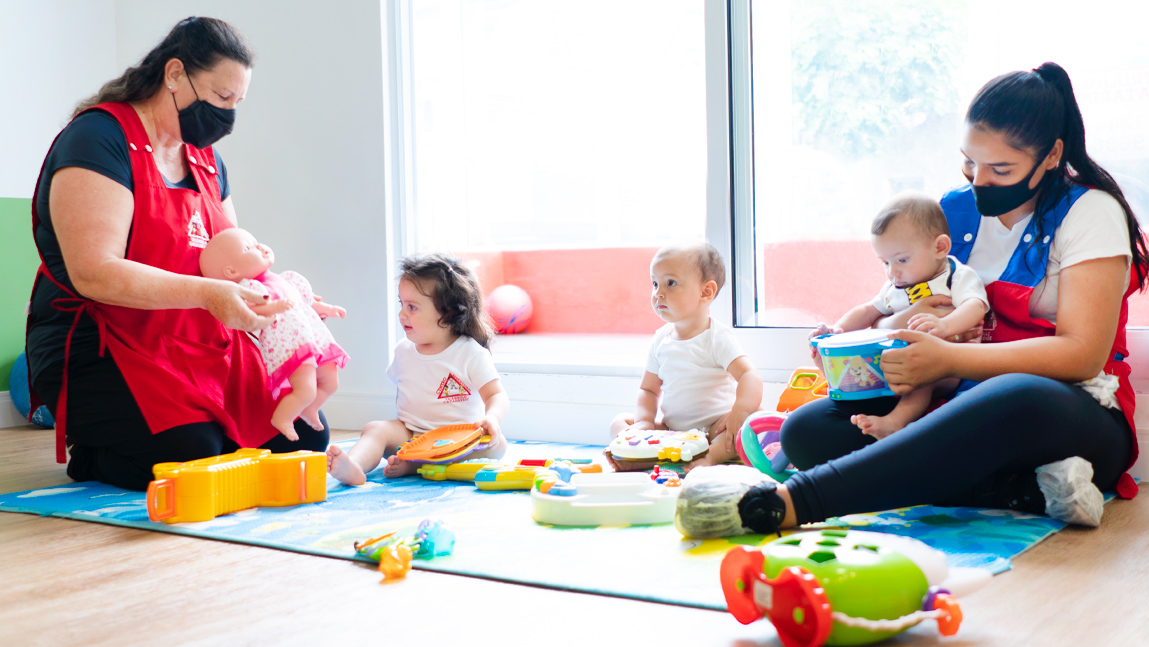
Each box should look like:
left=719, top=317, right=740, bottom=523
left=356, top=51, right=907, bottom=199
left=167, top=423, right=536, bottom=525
left=26, top=110, right=231, bottom=387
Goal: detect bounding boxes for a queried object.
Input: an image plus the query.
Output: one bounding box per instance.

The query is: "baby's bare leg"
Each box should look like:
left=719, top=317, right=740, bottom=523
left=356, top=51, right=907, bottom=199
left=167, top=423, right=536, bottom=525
left=685, top=419, right=738, bottom=472
left=466, top=432, right=508, bottom=462
left=852, top=384, right=935, bottom=440
left=271, top=361, right=318, bottom=442
left=327, top=419, right=412, bottom=485
left=301, top=362, right=339, bottom=431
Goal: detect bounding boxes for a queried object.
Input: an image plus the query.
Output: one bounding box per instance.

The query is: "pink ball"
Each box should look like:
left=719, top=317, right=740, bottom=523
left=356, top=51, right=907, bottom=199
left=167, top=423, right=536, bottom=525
left=488, top=284, right=533, bottom=334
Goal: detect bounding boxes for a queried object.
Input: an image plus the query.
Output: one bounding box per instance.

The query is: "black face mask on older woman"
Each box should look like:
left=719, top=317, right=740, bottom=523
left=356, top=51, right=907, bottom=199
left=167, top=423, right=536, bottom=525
left=174, top=76, right=236, bottom=149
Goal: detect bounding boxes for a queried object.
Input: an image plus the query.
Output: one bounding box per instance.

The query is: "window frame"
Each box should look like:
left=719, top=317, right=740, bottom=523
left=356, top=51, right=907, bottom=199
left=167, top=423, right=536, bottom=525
left=721, top=0, right=1149, bottom=387
left=382, top=0, right=1149, bottom=389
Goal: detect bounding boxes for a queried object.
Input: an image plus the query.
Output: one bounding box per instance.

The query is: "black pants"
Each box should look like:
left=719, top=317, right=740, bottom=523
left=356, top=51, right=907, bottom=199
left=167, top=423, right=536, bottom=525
left=779, top=374, right=1134, bottom=525
left=33, top=341, right=329, bottom=492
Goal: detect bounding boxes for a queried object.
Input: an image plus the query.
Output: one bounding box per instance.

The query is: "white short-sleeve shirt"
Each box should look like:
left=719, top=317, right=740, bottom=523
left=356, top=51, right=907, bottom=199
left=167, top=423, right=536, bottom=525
left=965, top=189, right=1132, bottom=324
left=870, top=256, right=987, bottom=316
left=645, top=318, right=747, bottom=431
left=387, top=336, right=500, bottom=433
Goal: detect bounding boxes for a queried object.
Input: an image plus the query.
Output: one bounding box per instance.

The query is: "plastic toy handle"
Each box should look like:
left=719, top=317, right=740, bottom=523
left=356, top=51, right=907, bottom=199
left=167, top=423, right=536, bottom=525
left=146, top=479, right=175, bottom=521
left=789, top=371, right=820, bottom=390
left=298, top=460, right=308, bottom=502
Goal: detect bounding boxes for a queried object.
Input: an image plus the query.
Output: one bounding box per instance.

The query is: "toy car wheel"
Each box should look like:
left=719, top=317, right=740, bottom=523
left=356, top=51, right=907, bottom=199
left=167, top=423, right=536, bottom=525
left=720, top=546, right=767, bottom=624
left=933, top=593, right=962, bottom=636
left=764, top=566, right=833, bottom=647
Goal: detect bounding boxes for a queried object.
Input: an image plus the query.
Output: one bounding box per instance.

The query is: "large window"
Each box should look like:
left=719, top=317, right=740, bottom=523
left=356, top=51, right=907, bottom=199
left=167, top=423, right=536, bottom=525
left=732, top=0, right=1149, bottom=328
left=409, top=0, right=707, bottom=253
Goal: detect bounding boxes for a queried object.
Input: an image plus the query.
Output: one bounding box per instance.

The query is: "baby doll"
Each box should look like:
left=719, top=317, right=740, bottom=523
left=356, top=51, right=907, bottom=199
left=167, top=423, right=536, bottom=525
left=200, top=228, right=349, bottom=440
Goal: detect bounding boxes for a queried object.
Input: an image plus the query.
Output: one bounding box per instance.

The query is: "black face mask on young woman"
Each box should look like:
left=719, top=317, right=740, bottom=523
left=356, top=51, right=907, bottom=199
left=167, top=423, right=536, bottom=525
left=966, top=154, right=1049, bottom=218
left=174, top=76, right=236, bottom=149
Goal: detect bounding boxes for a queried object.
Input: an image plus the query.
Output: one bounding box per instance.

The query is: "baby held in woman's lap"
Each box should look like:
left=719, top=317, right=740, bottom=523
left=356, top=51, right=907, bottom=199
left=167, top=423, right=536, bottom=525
left=813, top=193, right=988, bottom=440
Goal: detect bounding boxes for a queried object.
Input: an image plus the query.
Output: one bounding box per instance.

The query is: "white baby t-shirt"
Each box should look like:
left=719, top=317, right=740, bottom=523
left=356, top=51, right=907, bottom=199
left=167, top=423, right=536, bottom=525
left=646, top=318, right=747, bottom=432
left=870, top=256, right=988, bottom=315
left=387, top=336, right=500, bottom=434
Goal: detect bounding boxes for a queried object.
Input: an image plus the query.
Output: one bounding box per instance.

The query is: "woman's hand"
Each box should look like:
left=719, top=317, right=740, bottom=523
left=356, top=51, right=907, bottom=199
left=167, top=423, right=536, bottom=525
left=879, top=330, right=958, bottom=395
left=202, top=280, right=292, bottom=333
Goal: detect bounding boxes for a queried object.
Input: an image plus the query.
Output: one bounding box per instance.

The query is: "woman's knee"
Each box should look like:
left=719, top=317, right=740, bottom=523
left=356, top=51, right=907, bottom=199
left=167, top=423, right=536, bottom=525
left=156, top=423, right=227, bottom=461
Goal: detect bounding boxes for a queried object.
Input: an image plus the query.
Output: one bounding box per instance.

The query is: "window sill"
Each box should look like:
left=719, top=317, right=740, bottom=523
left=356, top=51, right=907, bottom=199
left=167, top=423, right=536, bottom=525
left=491, top=333, right=651, bottom=377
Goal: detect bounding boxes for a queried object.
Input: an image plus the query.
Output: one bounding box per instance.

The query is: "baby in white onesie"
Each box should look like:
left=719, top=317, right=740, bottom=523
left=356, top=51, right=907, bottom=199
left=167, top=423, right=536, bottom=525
left=812, top=192, right=989, bottom=439
left=609, top=243, right=764, bottom=470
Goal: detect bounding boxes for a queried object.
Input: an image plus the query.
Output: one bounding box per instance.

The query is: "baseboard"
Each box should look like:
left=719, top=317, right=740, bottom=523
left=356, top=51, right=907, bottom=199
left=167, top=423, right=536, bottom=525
left=0, top=392, right=29, bottom=429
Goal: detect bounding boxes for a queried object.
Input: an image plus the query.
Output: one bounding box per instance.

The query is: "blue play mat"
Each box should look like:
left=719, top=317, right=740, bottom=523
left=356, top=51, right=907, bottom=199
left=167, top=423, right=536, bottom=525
left=0, top=439, right=1080, bottom=610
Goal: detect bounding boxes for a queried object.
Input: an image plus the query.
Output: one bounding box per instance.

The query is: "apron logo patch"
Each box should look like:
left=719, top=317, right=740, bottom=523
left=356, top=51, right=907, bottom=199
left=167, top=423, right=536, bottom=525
left=187, top=211, right=209, bottom=248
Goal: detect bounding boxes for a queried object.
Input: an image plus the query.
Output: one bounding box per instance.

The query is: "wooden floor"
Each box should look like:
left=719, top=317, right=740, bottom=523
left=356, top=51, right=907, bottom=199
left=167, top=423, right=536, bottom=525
left=1, top=424, right=1146, bottom=647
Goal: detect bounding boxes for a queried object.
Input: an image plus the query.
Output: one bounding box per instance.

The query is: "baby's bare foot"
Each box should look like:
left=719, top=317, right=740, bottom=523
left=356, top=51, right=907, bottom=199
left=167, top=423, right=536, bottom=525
left=272, top=416, right=300, bottom=442
left=326, top=445, right=366, bottom=486
left=382, top=454, right=418, bottom=479
left=683, top=452, right=721, bottom=475
left=850, top=414, right=903, bottom=441
left=300, top=407, right=324, bottom=431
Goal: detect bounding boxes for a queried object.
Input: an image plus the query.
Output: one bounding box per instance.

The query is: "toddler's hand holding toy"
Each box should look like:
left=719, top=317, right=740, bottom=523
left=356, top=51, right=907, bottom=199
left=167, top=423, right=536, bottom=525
left=809, top=323, right=843, bottom=360
left=477, top=414, right=502, bottom=446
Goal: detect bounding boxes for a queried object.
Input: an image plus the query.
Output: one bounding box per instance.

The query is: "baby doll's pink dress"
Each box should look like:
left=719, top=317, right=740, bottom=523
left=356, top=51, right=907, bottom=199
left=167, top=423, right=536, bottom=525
left=241, top=270, right=349, bottom=399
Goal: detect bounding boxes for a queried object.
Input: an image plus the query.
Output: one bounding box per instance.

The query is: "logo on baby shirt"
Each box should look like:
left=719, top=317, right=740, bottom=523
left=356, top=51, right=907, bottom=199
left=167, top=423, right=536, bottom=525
left=436, top=374, right=472, bottom=403
left=187, top=210, right=209, bottom=249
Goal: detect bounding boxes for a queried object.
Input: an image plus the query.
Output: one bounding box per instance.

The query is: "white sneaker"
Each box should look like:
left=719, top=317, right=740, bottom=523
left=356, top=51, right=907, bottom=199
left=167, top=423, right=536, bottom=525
left=1035, top=457, right=1104, bottom=527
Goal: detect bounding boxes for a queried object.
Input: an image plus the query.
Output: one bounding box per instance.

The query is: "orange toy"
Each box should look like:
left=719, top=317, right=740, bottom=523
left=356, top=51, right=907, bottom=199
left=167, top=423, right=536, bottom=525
left=379, top=543, right=414, bottom=580
left=395, top=423, right=484, bottom=462
left=776, top=366, right=828, bottom=413
left=146, top=448, right=327, bottom=524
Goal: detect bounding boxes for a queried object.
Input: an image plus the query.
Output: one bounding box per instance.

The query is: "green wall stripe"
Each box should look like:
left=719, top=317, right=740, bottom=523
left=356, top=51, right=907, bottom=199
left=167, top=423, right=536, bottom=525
left=0, top=197, right=39, bottom=392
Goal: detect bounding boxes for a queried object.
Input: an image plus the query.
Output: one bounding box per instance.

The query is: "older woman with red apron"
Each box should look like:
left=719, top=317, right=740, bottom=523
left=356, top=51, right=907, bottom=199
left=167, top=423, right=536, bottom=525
left=25, top=17, right=329, bottom=491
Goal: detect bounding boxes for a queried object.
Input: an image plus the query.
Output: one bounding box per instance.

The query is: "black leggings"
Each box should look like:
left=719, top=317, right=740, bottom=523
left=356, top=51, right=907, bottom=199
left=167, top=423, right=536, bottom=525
left=33, top=342, right=329, bottom=492
left=779, top=374, right=1134, bottom=525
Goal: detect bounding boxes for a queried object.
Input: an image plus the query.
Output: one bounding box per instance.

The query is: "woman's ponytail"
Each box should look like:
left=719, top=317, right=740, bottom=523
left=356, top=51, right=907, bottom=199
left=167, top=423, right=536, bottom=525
left=967, top=62, right=1149, bottom=290
left=1033, top=62, right=1149, bottom=290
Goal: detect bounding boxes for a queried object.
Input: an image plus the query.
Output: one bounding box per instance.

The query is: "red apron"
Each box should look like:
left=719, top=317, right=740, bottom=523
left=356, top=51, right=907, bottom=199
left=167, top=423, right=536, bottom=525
left=29, top=102, right=281, bottom=463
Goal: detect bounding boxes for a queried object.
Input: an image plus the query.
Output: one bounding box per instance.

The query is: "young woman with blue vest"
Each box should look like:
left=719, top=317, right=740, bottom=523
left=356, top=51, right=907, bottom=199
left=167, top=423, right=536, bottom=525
left=688, top=63, right=1147, bottom=538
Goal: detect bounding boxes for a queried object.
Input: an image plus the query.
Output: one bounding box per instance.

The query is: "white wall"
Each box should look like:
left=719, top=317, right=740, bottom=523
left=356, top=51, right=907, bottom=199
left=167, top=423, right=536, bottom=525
left=112, top=1, right=394, bottom=409
left=0, top=0, right=117, bottom=199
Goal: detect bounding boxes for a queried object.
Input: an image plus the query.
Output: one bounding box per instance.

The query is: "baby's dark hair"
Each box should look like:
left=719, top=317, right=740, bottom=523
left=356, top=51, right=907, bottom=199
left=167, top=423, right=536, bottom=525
left=655, top=242, right=727, bottom=292
left=871, top=192, right=950, bottom=241
left=399, top=253, right=494, bottom=349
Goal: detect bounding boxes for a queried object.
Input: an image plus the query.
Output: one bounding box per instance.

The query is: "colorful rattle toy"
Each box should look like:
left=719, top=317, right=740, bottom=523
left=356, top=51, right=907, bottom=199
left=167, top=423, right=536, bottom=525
left=146, top=448, right=326, bottom=524
left=721, top=529, right=990, bottom=647
left=395, top=423, right=492, bottom=464
left=354, top=518, right=456, bottom=581
left=608, top=429, right=710, bottom=464
left=475, top=459, right=602, bottom=491
left=812, top=330, right=907, bottom=400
